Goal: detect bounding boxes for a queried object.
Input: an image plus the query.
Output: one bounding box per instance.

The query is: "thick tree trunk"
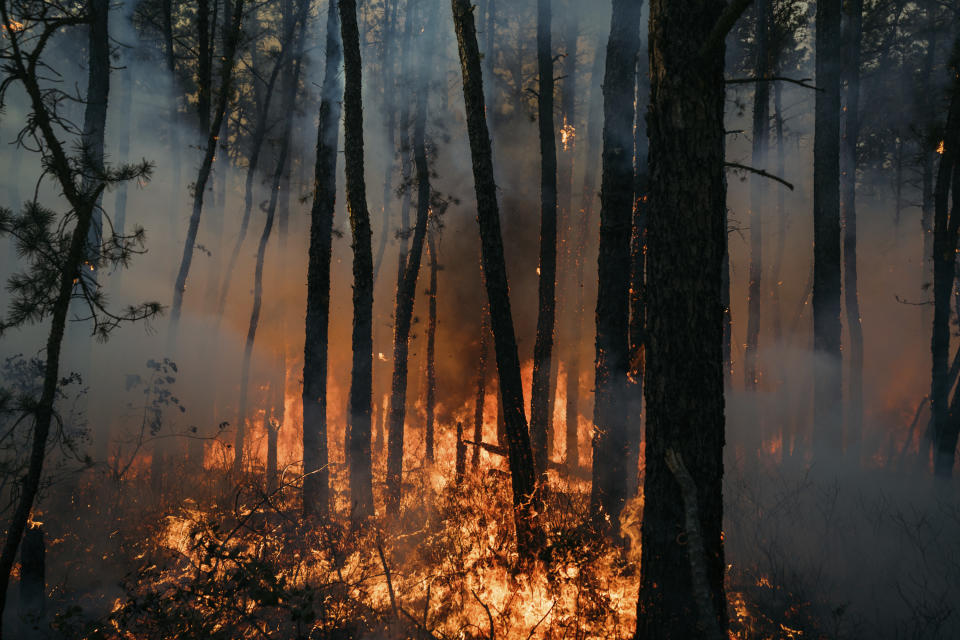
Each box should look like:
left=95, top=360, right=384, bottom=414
left=302, top=0, right=343, bottom=520
left=169, top=0, right=245, bottom=337
left=636, top=0, right=729, bottom=636
left=530, top=0, right=558, bottom=481
left=812, top=0, right=843, bottom=461
left=451, top=0, right=539, bottom=556
left=590, top=0, right=642, bottom=532
left=841, top=0, right=863, bottom=461
left=627, top=39, right=649, bottom=499
left=340, top=0, right=376, bottom=522
left=931, top=34, right=960, bottom=477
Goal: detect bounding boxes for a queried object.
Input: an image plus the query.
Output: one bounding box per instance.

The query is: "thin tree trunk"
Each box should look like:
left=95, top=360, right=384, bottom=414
left=385, top=2, right=433, bottom=500
left=636, top=0, right=731, bottom=635
left=169, top=0, right=245, bottom=338
left=301, top=0, right=342, bottom=520
left=197, top=0, right=212, bottom=135
left=234, top=12, right=306, bottom=476
left=530, top=0, right=558, bottom=481
left=374, top=0, right=399, bottom=284
left=744, top=0, right=769, bottom=398
left=555, top=6, right=578, bottom=468
left=473, top=298, right=489, bottom=468
left=769, top=81, right=786, bottom=345
left=451, top=0, right=539, bottom=556
left=812, top=0, right=843, bottom=462
left=425, top=228, right=439, bottom=463
left=340, top=0, right=376, bottom=522
left=590, top=0, right=642, bottom=532
left=161, top=0, right=182, bottom=241
left=216, top=41, right=291, bottom=320
left=567, top=34, right=604, bottom=475
left=841, top=0, right=863, bottom=461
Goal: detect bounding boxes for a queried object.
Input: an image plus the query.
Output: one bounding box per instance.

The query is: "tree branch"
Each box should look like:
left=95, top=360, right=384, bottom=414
left=700, top=0, right=753, bottom=59
left=725, top=75, right=821, bottom=91
left=725, top=161, right=794, bottom=190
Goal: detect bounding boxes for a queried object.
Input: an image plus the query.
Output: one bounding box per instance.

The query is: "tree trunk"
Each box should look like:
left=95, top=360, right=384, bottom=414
left=425, top=228, right=439, bottom=463
left=216, top=38, right=290, bottom=320
left=473, top=299, right=489, bottom=469
left=841, top=0, right=863, bottom=461
left=197, top=0, right=213, bottom=135
left=169, top=0, right=245, bottom=338
left=530, top=0, right=558, bottom=481
left=590, top=0, right=642, bottom=532
left=301, top=0, right=343, bottom=520
left=451, top=0, right=539, bottom=556
left=374, top=0, right=399, bottom=284
left=636, top=0, right=729, bottom=636
left=161, top=0, right=182, bottom=240
left=812, top=0, right=843, bottom=462
left=931, top=33, right=960, bottom=477
left=340, top=0, right=376, bottom=522
left=744, top=0, right=769, bottom=397
left=385, top=4, right=433, bottom=500
left=627, top=38, right=649, bottom=499
left=567, top=34, right=604, bottom=475
left=234, top=10, right=306, bottom=476
left=769, top=81, right=786, bottom=345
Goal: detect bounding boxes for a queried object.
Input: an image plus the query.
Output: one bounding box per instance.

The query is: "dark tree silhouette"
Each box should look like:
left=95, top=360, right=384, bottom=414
left=812, top=0, right=843, bottom=461
left=636, top=0, right=748, bottom=636
left=530, top=0, right=558, bottom=481
left=302, top=0, right=343, bottom=519
left=590, top=0, right=642, bottom=533
left=451, top=0, right=538, bottom=556
left=340, top=0, right=376, bottom=522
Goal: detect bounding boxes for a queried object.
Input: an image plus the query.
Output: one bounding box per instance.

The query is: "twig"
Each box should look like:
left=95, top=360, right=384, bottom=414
left=375, top=532, right=399, bottom=620
left=726, top=76, right=820, bottom=91
left=725, top=161, right=794, bottom=190
left=471, top=589, right=496, bottom=640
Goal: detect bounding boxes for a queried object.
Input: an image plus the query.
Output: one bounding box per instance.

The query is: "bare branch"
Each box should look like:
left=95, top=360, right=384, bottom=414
left=725, top=161, right=795, bottom=190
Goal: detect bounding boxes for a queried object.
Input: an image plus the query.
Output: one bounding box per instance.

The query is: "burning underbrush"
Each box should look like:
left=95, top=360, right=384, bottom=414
left=30, top=453, right=863, bottom=640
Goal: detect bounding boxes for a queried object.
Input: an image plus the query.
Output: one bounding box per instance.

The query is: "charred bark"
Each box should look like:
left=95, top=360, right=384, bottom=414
left=931, top=33, right=960, bottom=478
left=590, top=0, right=642, bottom=533
left=340, top=0, right=376, bottom=522
left=636, top=0, right=730, bottom=636
left=302, top=0, right=343, bottom=520
left=451, top=0, right=539, bottom=556
left=385, top=9, right=433, bottom=500
left=530, top=0, right=558, bottom=481
left=812, top=0, right=843, bottom=461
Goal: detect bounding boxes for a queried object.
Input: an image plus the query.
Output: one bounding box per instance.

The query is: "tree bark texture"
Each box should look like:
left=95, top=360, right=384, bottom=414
left=302, top=0, right=343, bottom=519
left=590, top=0, right=642, bottom=532
left=636, top=0, right=728, bottom=636
left=340, top=0, right=376, bottom=522
left=451, top=0, right=538, bottom=556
